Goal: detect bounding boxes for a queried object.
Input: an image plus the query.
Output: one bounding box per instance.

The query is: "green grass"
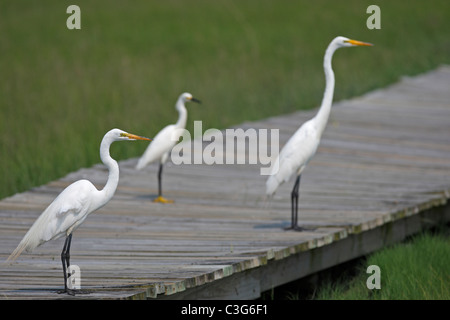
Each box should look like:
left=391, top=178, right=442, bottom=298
left=1, top=0, right=450, bottom=198
left=314, top=230, right=450, bottom=300
left=261, top=228, right=450, bottom=300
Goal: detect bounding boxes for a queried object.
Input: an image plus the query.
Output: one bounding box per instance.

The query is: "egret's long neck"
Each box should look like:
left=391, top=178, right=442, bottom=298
left=175, top=98, right=187, bottom=129
left=314, top=43, right=337, bottom=135
left=98, top=136, right=120, bottom=207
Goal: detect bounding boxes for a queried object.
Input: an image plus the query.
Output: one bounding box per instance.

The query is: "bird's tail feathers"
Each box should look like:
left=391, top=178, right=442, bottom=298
left=5, top=240, right=29, bottom=264
left=135, top=154, right=156, bottom=170
left=265, top=175, right=281, bottom=198
left=135, top=160, right=145, bottom=170
left=4, top=220, right=43, bottom=264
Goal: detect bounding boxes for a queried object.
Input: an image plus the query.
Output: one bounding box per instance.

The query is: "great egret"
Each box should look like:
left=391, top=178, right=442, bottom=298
left=136, top=92, right=200, bottom=203
left=266, top=36, right=372, bottom=231
left=6, top=128, right=151, bottom=294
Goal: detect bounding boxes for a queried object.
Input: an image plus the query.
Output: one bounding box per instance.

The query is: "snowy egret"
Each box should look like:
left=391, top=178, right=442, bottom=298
left=136, top=92, right=200, bottom=203
left=266, top=36, right=372, bottom=231
left=6, top=128, right=151, bottom=294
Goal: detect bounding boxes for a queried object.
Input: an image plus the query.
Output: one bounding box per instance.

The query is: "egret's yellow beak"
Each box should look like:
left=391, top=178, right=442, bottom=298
left=121, top=133, right=152, bottom=141
left=345, top=39, right=373, bottom=46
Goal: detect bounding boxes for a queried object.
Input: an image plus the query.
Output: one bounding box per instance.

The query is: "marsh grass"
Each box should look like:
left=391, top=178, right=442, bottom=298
left=264, top=227, right=450, bottom=300
left=1, top=1, right=450, bottom=198
left=315, top=230, right=450, bottom=300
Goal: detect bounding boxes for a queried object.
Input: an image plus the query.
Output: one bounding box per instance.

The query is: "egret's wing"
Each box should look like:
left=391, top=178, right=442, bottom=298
left=6, top=180, right=95, bottom=262
left=43, top=180, right=95, bottom=241
left=136, top=124, right=179, bottom=169
left=266, top=120, right=319, bottom=195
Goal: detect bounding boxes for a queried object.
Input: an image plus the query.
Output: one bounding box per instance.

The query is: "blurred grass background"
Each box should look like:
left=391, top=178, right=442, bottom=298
left=315, top=230, right=450, bottom=299
left=1, top=0, right=449, bottom=198
left=262, top=227, right=450, bottom=299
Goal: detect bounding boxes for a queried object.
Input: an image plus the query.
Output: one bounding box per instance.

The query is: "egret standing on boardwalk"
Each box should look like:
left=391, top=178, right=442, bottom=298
left=6, top=128, right=151, bottom=294
left=266, top=36, right=372, bottom=231
left=136, top=92, right=200, bottom=203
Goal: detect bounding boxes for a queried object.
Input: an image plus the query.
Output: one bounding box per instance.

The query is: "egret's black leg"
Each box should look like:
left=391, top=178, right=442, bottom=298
left=293, top=175, right=300, bottom=229
left=289, top=180, right=296, bottom=229
left=288, top=175, right=316, bottom=232
left=153, top=163, right=173, bottom=203
left=65, top=233, right=72, bottom=269
left=58, top=233, right=74, bottom=294
left=56, top=234, right=91, bottom=295
left=157, top=163, right=163, bottom=197
left=60, top=241, right=68, bottom=293
left=286, top=175, right=305, bottom=231
left=285, top=175, right=301, bottom=230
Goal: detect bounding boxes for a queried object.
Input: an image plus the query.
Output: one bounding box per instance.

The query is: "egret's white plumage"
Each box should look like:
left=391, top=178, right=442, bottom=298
left=135, top=122, right=179, bottom=169
left=266, top=118, right=319, bottom=196
left=266, top=36, right=372, bottom=230
left=6, top=128, right=150, bottom=293
left=7, top=180, right=96, bottom=260
left=136, top=92, right=200, bottom=203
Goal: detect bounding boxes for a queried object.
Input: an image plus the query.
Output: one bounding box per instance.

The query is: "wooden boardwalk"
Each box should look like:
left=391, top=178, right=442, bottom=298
left=1, top=66, right=450, bottom=299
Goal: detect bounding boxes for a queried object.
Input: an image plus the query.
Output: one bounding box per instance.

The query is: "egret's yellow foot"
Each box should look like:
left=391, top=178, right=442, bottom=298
left=153, top=196, right=174, bottom=204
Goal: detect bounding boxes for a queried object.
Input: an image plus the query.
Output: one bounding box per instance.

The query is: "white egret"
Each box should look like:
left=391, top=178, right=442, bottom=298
left=266, top=36, right=372, bottom=231
left=6, top=128, right=151, bottom=294
left=136, top=92, right=200, bottom=203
